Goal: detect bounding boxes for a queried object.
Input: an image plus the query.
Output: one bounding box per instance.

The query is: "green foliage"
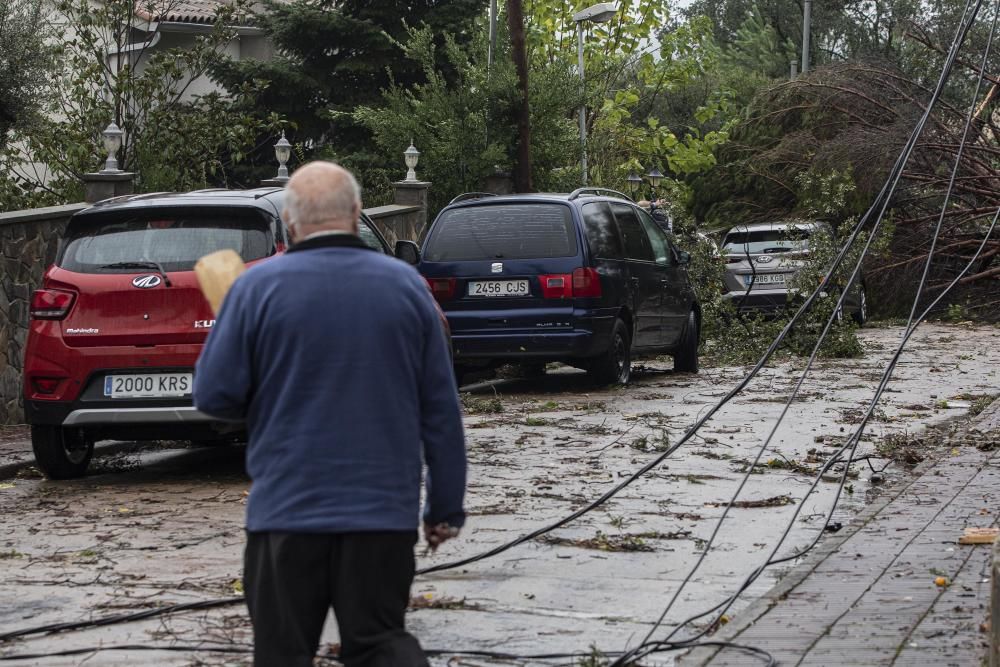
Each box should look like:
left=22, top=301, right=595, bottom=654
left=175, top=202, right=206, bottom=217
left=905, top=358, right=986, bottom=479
left=0, top=0, right=280, bottom=209
left=354, top=23, right=580, bottom=214
left=0, top=0, right=52, bottom=147
left=211, top=0, right=486, bottom=183
left=722, top=6, right=796, bottom=79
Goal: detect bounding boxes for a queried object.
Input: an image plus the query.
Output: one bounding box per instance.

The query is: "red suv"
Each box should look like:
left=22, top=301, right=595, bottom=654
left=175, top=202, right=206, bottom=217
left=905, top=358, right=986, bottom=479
left=24, top=188, right=400, bottom=478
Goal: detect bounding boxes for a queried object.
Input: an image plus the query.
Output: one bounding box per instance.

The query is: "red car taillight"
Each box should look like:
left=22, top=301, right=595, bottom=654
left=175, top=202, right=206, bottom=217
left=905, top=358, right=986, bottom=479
left=30, top=289, right=76, bottom=320
left=540, top=268, right=602, bottom=299
left=571, top=267, right=602, bottom=297
left=32, top=378, right=62, bottom=394
left=426, top=277, right=457, bottom=301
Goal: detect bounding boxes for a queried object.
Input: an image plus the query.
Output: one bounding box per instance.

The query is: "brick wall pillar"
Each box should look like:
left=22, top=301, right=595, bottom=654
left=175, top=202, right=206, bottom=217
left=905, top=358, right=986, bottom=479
left=80, top=172, right=135, bottom=203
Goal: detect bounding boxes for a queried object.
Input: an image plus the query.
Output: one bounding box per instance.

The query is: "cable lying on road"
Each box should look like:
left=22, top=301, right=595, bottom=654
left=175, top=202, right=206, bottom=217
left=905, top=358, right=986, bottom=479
left=0, top=641, right=777, bottom=666
left=0, top=597, right=244, bottom=644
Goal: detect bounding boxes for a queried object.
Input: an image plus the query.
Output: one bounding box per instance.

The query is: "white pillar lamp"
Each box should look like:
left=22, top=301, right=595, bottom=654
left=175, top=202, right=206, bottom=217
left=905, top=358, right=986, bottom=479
left=404, top=141, right=420, bottom=182
left=101, top=122, right=124, bottom=173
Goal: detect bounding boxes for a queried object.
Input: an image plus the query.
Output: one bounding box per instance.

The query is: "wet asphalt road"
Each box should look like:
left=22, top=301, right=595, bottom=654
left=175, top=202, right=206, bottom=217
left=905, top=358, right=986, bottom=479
left=0, top=323, right=997, bottom=666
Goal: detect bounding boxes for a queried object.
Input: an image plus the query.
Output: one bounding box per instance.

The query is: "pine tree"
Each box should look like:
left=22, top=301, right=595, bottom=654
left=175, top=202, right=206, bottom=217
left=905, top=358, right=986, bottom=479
left=212, top=0, right=486, bottom=171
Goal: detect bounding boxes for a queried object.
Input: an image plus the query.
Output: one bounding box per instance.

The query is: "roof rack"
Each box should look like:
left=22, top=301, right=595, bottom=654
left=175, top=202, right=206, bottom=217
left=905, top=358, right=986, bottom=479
left=448, top=192, right=500, bottom=205
left=567, top=187, right=634, bottom=202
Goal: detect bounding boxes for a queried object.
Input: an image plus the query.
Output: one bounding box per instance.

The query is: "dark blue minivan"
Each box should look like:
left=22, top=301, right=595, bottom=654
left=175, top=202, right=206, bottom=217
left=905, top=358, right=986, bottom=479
left=411, top=189, right=700, bottom=384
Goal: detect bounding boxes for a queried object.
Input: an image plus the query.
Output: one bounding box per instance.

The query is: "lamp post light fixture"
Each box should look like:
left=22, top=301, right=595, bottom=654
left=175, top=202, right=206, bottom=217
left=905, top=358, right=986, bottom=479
left=646, top=166, right=664, bottom=212
left=574, top=2, right=618, bottom=186
left=404, top=141, right=421, bottom=182
left=273, top=131, right=292, bottom=182
left=100, top=122, right=124, bottom=173
left=626, top=172, right=643, bottom=199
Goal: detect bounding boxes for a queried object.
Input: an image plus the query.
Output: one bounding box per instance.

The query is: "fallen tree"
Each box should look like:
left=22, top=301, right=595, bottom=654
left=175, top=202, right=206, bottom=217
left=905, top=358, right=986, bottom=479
left=694, top=59, right=1000, bottom=320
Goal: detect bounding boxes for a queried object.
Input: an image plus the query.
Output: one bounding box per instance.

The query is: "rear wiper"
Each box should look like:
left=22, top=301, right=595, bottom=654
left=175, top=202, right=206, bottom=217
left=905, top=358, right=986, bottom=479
left=99, top=261, right=173, bottom=287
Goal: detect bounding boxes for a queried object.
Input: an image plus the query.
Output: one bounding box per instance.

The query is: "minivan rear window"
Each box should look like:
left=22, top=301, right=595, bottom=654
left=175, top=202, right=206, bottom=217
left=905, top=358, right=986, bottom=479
left=424, top=204, right=577, bottom=261
left=59, top=212, right=275, bottom=273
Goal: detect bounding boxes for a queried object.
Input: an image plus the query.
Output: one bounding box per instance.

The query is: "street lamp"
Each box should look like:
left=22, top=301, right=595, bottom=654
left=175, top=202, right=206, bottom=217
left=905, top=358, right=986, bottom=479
left=100, top=122, right=124, bottom=173
left=404, top=141, right=420, bottom=182
left=626, top=172, right=643, bottom=199
left=273, top=131, right=292, bottom=182
left=574, top=2, right=618, bottom=186
left=646, top=166, right=664, bottom=215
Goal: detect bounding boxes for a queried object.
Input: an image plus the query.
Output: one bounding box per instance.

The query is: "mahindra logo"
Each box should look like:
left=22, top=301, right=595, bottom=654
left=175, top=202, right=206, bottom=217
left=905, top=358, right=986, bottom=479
left=491, top=262, right=503, bottom=274
left=132, top=275, right=162, bottom=288
left=755, top=255, right=773, bottom=264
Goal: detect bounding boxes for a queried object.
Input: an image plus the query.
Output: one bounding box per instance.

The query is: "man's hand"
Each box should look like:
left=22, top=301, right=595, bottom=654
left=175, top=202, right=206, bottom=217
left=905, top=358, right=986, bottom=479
left=423, top=522, right=460, bottom=552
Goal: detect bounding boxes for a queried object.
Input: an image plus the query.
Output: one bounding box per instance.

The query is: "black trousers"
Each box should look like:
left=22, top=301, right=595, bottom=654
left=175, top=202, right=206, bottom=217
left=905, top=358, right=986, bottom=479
left=244, top=530, right=429, bottom=667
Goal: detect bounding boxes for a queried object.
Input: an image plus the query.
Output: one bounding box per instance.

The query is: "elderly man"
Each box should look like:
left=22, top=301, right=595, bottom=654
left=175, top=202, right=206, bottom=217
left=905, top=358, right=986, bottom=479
left=193, top=161, right=466, bottom=667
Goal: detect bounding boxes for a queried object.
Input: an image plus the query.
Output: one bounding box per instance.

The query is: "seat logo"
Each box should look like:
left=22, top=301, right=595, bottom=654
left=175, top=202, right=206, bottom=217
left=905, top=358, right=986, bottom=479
left=755, top=255, right=773, bottom=264
left=491, top=262, right=503, bottom=274
left=132, top=275, right=162, bottom=288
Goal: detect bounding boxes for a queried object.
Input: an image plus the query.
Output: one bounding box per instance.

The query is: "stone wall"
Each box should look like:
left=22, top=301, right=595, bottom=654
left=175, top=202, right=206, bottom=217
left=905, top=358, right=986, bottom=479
left=0, top=204, right=87, bottom=424
left=366, top=204, right=424, bottom=246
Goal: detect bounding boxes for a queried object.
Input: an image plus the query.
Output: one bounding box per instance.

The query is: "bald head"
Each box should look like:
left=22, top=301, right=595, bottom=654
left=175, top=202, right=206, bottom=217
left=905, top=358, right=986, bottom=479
left=283, top=161, right=362, bottom=243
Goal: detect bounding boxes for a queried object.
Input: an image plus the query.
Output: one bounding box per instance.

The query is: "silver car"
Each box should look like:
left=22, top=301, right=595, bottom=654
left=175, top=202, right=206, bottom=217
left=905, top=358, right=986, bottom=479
left=720, top=221, right=867, bottom=324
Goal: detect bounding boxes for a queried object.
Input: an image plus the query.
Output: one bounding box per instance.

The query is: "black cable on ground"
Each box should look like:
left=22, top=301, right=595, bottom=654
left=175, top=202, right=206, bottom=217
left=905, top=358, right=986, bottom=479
left=0, top=642, right=779, bottom=665
left=0, top=597, right=243, bottom=644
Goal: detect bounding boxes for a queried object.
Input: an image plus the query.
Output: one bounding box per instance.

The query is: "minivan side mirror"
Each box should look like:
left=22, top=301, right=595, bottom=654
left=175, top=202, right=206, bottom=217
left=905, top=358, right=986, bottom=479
left=395, top=240, right=421, bottom=265
left=677, top=250, right=691, bottom=265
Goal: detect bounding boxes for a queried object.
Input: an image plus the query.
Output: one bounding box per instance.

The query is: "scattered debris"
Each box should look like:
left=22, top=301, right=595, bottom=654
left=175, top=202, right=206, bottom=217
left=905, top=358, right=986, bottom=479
left=541, top=531, right=655, bottom=552
left=409, top=594, right=479, bottom=610
left=876, top=432, right=926, bottom=465
left=711, top=495, right=796, bottom=509
left=957, top=527, right=998, bottom=545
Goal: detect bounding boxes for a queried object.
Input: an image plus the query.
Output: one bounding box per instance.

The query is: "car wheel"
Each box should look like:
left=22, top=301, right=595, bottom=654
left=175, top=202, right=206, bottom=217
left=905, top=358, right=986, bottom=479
left=852, top=286, right=868, bottom=326
left=589, top=318, right=631, bottom=385
left=674, top=310, right=699, bottom=373
left=31, top=425, right=94, bottom=479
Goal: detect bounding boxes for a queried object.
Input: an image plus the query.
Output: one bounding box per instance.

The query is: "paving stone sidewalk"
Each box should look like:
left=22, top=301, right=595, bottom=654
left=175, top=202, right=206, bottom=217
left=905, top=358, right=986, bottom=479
left=680, top=400, right=1000, bottom=667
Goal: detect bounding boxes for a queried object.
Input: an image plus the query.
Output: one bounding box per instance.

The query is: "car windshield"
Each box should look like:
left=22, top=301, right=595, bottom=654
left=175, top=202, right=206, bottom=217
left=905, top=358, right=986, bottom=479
left=59, top=212, right=275, bottom=273
left=722, top=227, right=814, bottom=255
left=424, top=203, right=577, bottom=261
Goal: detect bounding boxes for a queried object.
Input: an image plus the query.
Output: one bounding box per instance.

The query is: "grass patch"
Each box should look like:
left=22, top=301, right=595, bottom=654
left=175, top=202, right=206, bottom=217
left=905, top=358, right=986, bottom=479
left=970, top=394, right=998, bottom=417
left=460, top=393, right=504, bottom=415
left=876, top=432, right=926, bottom=465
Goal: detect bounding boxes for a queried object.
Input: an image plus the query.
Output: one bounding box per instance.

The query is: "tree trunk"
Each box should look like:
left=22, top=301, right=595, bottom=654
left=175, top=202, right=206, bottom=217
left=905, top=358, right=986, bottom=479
left=506, top=0, right=532, bottom=192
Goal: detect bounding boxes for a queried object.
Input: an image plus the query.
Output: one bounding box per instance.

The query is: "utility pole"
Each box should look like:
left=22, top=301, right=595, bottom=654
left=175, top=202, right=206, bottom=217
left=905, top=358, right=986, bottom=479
left=507, top=0, right=532, bottom=192
left=488, top=0, right=497, bottom=72
left=577, top=26, right=587, bottom=186
left=801, top=0, right=811, bottom=74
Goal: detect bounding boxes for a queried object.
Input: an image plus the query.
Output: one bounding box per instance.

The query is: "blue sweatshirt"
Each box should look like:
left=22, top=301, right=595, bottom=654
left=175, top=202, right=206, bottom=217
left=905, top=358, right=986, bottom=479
left=193, top=234, right=466, bottom=533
